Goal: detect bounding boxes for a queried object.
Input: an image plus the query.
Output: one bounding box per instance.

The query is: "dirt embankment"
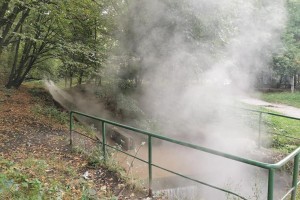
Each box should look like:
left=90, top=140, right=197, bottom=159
left=0, top=85, right=151, bottom=199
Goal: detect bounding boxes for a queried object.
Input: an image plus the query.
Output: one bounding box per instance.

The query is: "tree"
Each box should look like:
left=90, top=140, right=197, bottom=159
left=0, top=0, right=31, bottom=55
left=4, top=0, right=60, bottom=88
left=272, top=0, right=300, bottom=91
left=1, top=0, right=115, bottom=88
left=51, top=0, right=115, bottom=88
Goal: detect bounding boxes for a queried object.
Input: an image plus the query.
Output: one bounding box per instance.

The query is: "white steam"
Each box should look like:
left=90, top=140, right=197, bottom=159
left=122, top=0, right=286, bottom=146
left=45, top=0, right=288, bottom=198
left=117, top=0, right=287, bottom=199
left=44, top=80, right=111, bottom=119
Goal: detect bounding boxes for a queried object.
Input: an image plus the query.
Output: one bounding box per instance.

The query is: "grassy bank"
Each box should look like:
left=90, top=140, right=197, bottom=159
left=260, top=92, right=300, bottom=108
left=254, top=91, right=300, bottom=153
left=262, top=111, right=300, bottom=154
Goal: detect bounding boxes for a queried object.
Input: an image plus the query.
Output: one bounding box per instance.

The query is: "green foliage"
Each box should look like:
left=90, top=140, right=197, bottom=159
left=116, top=94, right=145, bottom=119
left=116, top=0, right=225, bottom=89
left=0, top=0, right=117, bottom=88
left=272, top=0, right=300, bottom=81
left=0, top=156, right=98, bottom=199
left=118, top=79, right=137, bottom=92
left=32, top=105, right=68, bottom=124
left=0, top=160, right=44, bottom=199
left=93, top=81, right=160, bottom=132
left=29, top=59, right=62, bottom=81
left=54, top=0, right=117, bottom=87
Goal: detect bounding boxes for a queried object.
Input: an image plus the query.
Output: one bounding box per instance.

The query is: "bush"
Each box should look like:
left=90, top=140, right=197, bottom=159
left=116, top=94, right=145, bottom=119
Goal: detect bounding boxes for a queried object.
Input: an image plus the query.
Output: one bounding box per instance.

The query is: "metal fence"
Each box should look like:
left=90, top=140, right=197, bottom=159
left=69, top=110, right=300, bottom=200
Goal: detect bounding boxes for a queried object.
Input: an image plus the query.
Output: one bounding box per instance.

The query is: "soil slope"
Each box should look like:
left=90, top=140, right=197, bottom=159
left=0, top=85, right=149, bottom=199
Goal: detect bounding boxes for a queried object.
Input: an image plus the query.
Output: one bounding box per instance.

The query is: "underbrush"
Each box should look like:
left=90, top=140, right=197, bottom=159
left=71, top=137, right=147, bottom=195
left=27, top=85, right=69, bottom=125
left=32, top=104, right=68, bottom=125
left=0, top=156, right=96, bottom=200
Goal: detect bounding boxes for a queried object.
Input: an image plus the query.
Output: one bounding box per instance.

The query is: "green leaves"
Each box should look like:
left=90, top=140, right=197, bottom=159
left=272, top=0, right=300, bottom=78
left=0, top=0, right=116, bottom=87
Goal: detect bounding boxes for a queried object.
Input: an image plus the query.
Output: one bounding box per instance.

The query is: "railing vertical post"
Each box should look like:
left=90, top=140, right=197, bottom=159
left=258, top=112, right=262, bottom=148
left=291, top=154, right=299, bottom=200
left=268, top=168, right=275, bottom=200
left=69, top=111, right=73, bottom=146
left=148, top=135, right=153, bottom=197
left=102, top=121, right=106, bottom=163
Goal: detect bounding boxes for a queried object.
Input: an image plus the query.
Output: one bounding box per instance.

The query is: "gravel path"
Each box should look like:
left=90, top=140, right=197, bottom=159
left=240, top=97, right=300, bottom=118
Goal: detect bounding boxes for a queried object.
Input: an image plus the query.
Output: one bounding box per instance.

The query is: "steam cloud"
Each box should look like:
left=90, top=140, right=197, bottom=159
left=46, top=0, right=288, bottom=198
left=116, top=0, right=287, bottom=199
left=120, top=0, right=286, bottom=147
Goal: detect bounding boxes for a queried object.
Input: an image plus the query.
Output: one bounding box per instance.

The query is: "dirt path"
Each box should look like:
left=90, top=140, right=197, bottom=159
left=240, top=97, right=300, bottom=118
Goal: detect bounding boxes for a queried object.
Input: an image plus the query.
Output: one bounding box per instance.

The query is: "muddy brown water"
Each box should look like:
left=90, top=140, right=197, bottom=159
left=72, top=128, right=291, bottom=199
left=111, top=136, right=292, bottom=200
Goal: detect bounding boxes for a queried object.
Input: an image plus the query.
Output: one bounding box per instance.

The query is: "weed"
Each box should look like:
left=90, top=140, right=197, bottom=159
left=81, top=185, right=98, bottom=200
left=116, top=141, right=146, bottom=197
left=27, top=87, right=44, bottom=97
left=70, top=134, right=146, bottom=197
left=23, top=158, right=48, bottom=176
left=87, top=149, right=103, bottom=168
left=0, top=168, right=44, bottom=199
left=33, top=104, right=68, bottom=124
left=73, top=123, right=98, bottom=138
left=0, top=157, right=14, bottom=169
left=65, top=166, right=77, bottom=177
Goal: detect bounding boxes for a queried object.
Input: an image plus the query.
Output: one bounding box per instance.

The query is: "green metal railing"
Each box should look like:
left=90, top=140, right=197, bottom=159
left=69, top=110, right=300, bottom=200
left=243, top=108, right=300, bottom=148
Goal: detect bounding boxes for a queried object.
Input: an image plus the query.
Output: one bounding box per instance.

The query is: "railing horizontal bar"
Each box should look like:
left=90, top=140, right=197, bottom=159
left=106, top=138, right=246, bottom=199
left=105, top=144, right=148, bottom=164
left=241, top=108, right=300, bottom=121
left=151, top=163, right=247, bottom=200
left=71, top=110, right=300, bottom=200
left=71, top=130, right=99, bottom=142
left=71, top=111, right=300, bottom=169
left=275, top=148, right=300, bottom=167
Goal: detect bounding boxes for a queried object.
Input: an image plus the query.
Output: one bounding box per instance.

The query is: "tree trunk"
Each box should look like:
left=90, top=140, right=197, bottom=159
left=69, top=74, right=73, bottom=88
left=276, top=75, right=282, bottom=88
left=5, top=37, right=38, bottom=89
left=291, top=75, right=295, bottom=93
left=294, top=74, right=297, bottom=89
left=98, top=76, right=102, bottom=86
left=65, top=76, right=68, bottom=88
left=78, top=70, right=84, bottom=85
left=0, top=7, right=30, bottom=56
